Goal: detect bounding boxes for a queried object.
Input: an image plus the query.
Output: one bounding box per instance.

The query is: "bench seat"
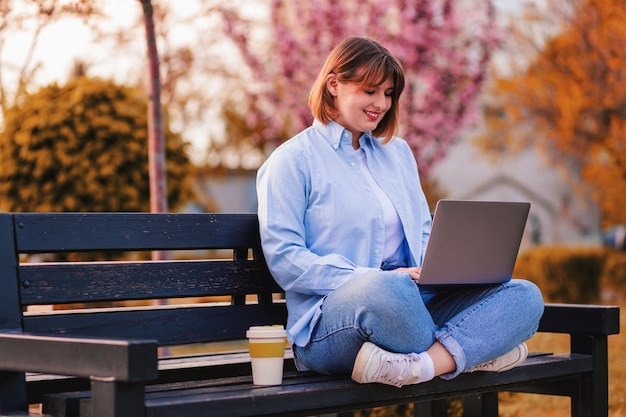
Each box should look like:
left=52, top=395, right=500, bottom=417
left=42, top=352, right=593, bottom=417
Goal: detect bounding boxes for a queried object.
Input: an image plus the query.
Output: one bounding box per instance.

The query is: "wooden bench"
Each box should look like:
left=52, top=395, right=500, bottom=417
left=0, top=212, right=620, bottom=417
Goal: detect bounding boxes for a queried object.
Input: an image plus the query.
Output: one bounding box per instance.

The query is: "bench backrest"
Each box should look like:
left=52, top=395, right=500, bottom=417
left=0, top=213, right=286, bottom=347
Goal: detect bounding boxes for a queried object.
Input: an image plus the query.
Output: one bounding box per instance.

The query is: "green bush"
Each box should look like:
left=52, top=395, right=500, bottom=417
left=0, top=76, right=194, bottom=212
left=513, top=247, right=607, bottom=303
left=600, top=250, right=626, bottom=301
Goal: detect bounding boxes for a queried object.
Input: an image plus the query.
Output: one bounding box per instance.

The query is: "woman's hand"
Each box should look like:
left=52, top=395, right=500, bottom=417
left=395, top=267, right=421, bottom=283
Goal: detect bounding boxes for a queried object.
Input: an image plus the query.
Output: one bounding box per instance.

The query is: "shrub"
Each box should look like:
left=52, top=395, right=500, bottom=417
left=513, top=247, right=607, bottom=303
left=600, top=250, right=626, bottom=302
left=0, top=76, right=194, bottom=212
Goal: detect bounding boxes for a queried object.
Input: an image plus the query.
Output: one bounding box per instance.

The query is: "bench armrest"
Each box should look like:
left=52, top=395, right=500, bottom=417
left=538, top=304, right=620, bottom=336
left=0, top=333, right=158, bottom=382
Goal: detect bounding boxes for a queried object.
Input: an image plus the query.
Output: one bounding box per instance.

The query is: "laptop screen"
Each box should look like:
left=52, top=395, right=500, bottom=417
left=418, top=200, right=530, bottom=286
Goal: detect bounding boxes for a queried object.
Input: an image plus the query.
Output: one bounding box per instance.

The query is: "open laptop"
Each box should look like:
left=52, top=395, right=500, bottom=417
left=418, top=200, right=530, bottom=286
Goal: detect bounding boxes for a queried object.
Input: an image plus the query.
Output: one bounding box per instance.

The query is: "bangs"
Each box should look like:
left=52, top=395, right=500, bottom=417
left=353, top=56, right=403, bottom=93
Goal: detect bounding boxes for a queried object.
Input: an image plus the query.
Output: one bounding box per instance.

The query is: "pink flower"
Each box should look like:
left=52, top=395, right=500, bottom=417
left=220, top=0, right=499, bottom=177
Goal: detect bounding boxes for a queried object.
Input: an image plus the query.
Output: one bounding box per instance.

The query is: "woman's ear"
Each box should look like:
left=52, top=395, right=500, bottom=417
left=326, top=74, right=339, bottom=97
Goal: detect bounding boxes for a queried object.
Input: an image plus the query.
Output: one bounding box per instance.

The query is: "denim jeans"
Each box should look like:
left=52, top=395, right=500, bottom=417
left=293, top=270, right=544, bottom=379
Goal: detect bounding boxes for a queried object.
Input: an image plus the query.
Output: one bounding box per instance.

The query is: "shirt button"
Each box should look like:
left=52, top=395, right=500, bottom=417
left=377, top=215, right=382, bottom=220
left=344, top=132, right=350, bottom=138
left=366, top=187, right=371, bottom=191
left=351, top=162, right=356, bottom=167
left=374, top=249, right=380, bottom=255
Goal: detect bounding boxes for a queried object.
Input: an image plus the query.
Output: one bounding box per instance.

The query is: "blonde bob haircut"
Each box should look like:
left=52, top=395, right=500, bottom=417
left=308, top=37, right=405, bottom=144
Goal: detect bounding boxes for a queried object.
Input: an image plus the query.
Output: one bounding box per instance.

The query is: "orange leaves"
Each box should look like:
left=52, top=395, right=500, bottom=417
left=482, top=0, right=626, bottom=226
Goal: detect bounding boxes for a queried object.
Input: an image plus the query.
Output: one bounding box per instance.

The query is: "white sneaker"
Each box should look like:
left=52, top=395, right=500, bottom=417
left=351, top=342, right=423, bottom=388
left=465, top=343, right=528, bottom=373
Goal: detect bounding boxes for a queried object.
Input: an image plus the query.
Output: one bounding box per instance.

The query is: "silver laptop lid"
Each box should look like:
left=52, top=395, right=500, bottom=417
left=419, top=200, right=530, bottom=286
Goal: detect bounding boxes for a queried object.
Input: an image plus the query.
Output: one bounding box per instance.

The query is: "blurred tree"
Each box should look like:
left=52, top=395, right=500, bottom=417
left=1, top=1, right=500, bottom=178
left=474, top=0, right=626, bottom=226
left=218, top=0, right=500, bottom=177
left=0, top=76, right=194, bottom=212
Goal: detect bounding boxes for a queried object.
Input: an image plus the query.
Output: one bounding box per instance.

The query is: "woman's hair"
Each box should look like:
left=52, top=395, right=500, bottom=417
left=308, top=37, right=405, bottom=143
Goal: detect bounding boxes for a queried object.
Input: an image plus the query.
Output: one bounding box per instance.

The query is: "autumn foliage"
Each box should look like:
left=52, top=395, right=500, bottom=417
left=477, top=0, right=626, bottom=226
left=0, top=77, right=194, bottom=212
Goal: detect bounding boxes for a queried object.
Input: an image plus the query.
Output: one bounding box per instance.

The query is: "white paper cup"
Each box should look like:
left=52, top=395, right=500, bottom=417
left=246, top=325, right=287, bottom=385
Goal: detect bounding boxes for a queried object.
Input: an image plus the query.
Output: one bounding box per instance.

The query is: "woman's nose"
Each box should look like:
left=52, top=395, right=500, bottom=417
left=374, top=92, right=388, bottom=110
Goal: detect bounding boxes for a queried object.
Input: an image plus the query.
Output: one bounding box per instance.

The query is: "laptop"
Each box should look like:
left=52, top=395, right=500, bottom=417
left=418, top=200, right=530, bottom=286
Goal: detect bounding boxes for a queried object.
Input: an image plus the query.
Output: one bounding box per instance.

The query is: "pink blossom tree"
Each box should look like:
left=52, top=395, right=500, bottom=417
left=220, top=0, right=499, bottom=176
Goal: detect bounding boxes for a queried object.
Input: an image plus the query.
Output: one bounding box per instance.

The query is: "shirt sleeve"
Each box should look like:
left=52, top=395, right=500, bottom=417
left=256, top=146, right=375, bottom=296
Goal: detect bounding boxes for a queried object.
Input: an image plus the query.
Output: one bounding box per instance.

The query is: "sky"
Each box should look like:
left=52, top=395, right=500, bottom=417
left=2, top=2, right=138, bottom=87
left=4, top=0, right=527, bottom=85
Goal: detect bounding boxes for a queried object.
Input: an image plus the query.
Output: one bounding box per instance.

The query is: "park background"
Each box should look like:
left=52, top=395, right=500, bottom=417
left=0, top=0, right=625, bottom=416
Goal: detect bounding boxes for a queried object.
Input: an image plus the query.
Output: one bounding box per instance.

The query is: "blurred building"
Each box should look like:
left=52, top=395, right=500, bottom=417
left=431, top=139, right=601, bottom=249
left=187, top=169, right=258, bottom=214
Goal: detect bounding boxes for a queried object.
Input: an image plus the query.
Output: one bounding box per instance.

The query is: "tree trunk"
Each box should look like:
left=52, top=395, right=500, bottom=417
left=139, top=0, right=168, bottom=264
left=139, top=0, right=167, bottom=216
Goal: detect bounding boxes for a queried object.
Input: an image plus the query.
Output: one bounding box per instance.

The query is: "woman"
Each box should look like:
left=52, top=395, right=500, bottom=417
left=256, top=36, right=544, bottom=387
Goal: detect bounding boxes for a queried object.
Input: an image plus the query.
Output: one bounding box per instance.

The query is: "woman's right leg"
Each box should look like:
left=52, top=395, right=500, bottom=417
left=293, top=270, right=437, bottom=376
left=423, top=279, right=543, bottom=378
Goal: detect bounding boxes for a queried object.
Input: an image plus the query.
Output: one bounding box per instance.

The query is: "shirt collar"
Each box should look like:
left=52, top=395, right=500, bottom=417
left=313, top=119, right=374, bottom=150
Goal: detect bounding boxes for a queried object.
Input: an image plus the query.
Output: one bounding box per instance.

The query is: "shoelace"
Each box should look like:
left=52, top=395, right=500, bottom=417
left=470, top=358, right=498, bottom=372
left=374, top=352, right=421, bottom=388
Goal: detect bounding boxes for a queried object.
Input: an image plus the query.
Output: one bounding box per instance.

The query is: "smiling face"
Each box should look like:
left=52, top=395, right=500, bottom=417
left=308, top=38, right=405, bottom=144
left=327, top=74, right=394, bottom=148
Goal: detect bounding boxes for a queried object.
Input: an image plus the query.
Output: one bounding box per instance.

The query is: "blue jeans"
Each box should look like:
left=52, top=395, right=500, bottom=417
left=293, top=270, right=544, bottom=379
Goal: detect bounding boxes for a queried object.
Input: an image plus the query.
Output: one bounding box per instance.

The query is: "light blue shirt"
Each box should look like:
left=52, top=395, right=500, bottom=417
left=256, top=120, right=432, bottom=346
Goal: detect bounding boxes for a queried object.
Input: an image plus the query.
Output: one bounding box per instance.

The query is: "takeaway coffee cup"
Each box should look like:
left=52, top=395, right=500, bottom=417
left=246, top=325, right=287, bottom=385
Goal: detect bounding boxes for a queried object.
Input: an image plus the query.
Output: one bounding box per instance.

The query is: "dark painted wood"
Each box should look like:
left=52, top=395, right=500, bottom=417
left=44, top=354, right=595, bottom=417
left=13, top=213, right=261, bottom=252
left=19, top=259, right=279, bottom=305
left=23, top=303, right=287, bottom=345
left=539, top=303, right=620, bottom=335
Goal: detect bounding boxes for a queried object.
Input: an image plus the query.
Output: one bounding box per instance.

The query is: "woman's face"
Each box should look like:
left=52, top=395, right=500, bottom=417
left=327, top=74, right=394, bottom=146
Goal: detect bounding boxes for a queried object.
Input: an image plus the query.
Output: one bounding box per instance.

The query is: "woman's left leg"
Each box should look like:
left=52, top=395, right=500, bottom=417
left=293, top=270, right=437, bottom=376
left=422, top=279, right=544, bottom=379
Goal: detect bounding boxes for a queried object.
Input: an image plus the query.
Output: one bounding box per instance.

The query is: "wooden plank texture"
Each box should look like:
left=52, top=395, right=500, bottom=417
left=42, top=354, right=594, bottom=417
left=13, top=213, right=261, bottom=252
left=23, top=303, right=287, bottom=346
left=19, top=259, right=280, bottom=305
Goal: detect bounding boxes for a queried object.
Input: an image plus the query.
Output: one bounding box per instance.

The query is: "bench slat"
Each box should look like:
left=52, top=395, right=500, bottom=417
left=13, top=213, right=261, bottom=252
left=19, top=260, right=280, bottom=305
left=24, top=303, right=287, bottom=346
